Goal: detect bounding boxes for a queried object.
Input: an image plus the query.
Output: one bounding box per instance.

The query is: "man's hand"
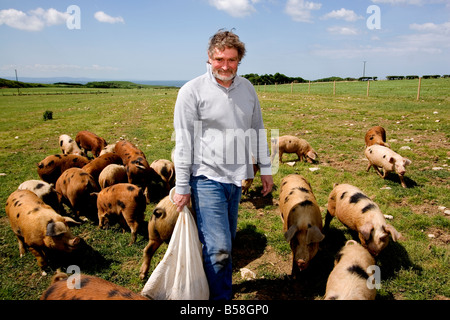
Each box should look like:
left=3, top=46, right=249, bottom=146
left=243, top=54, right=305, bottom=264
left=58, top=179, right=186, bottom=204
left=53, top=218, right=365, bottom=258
left=260, top=175, right=274, bottom=197
left=173, top=192, right=191, bottom=212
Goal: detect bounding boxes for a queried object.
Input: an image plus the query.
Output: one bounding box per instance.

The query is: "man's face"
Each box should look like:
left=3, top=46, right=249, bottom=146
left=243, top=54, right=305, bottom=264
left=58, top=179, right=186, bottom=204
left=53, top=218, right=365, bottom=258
left=208, top=47, right=239, bottom=85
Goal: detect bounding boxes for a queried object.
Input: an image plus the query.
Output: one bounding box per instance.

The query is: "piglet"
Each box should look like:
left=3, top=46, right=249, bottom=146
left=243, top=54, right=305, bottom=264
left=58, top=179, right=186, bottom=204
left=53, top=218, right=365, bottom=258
left=97, top=183, right=147, bottom=244
left=279, top=174, right=325, bottom=277
left=274, top=135, right=318, bottom=163
left=5, top=190, right=81, bottom=275
left=325, top=183, right=400, bottom=256
left=365, top=144, right=411, bottom=188
left=324, top=240, right=376, bottom=300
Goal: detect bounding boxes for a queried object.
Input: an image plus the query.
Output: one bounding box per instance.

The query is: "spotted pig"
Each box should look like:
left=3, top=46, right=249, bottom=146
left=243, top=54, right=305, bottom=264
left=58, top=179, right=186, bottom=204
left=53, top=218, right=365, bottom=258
left=37, top=154, right=90, bottom=185
left=97, top=183, right=147, bottom=244
left=325, top=183, right=401, bottom=256
left=279, top=174, right=325, bottom=277
left=55, top=167, right=99, bottom=220
left=41, top=272, right=148, bottom=300
left=324, top=240, right=376, bottom=300
left=5, top=190, right=81, bottom=275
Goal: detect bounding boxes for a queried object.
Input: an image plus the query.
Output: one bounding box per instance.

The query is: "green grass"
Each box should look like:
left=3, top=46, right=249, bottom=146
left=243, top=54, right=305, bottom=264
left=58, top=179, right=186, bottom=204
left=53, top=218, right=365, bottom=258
left=0, top=78, right=449, bottom=300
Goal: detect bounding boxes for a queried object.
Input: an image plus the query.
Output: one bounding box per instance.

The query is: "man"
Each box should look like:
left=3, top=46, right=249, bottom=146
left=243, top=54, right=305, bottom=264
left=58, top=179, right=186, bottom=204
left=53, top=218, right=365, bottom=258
left=172, top=30, right=273, bottom=300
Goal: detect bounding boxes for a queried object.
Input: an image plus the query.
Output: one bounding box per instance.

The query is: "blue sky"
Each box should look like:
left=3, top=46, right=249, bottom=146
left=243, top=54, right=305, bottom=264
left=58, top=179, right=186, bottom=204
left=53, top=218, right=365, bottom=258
left=1, top=0, right=449, bottom=81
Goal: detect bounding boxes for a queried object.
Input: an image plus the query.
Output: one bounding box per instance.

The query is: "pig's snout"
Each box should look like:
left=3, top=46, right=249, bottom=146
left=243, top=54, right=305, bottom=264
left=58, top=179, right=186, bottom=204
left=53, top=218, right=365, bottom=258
left=297, top=259, right=308, bottom=271
left=68, top=237, right=81, bottom=250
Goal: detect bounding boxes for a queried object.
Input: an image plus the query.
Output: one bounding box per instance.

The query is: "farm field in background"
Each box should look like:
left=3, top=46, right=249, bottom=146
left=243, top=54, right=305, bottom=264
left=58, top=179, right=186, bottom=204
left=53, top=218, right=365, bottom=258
left=0, top=78, right=449, bottom=300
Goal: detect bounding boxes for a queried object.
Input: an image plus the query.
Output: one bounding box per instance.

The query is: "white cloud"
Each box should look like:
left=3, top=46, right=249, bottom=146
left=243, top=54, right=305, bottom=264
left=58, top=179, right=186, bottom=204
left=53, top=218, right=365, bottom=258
left=94, top=11, right=125, bottom=24
left=410, top=21, right=450, bottom=34
left=0, top=8, right=69, bottom=31
left=371, top=0, right=448, bottom=5
left=208, top=0, right=259, bottom=18
left=285, top=0, right=322, bottom=23
left=321, top=8, right=363, bottom=22
left=327, top=26, right=360, bottom=35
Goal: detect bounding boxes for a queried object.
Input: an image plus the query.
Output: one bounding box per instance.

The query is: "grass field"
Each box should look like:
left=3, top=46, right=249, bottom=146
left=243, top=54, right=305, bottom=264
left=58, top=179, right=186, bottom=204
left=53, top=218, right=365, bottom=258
left=0, top=78, right=449, bottom=300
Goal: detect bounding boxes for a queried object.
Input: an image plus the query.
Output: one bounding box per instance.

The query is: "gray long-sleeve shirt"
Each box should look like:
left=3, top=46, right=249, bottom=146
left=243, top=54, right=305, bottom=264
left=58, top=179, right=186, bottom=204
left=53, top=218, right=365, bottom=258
left=173, top=64, right=272, bottom=195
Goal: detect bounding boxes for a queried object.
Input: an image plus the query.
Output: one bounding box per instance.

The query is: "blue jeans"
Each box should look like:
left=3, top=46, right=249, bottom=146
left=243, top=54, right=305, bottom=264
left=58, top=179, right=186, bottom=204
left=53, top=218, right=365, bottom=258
left=189, top=175, right=242, bottom=300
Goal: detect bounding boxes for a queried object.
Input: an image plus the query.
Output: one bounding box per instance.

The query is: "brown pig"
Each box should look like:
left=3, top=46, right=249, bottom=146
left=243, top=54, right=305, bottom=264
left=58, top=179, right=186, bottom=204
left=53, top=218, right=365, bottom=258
left=75, top=130, right=107, bottom=158
left=81, top=152, right=123, bottom=183
left=275, top=135, right=318, bottom=163
left=325, top=183, right=401, bottom=256
left=37, top=154, right=90, bottom=184
left=139, top=195, right=193, bottom=280
left=365, top=144, right=411, bottom=188
left=364, top=126, right=390, bottom=148
left=96, top=183, right=147, bottom=244
left=55, top=167, right=99, bottom=219
left=41, top=272, right=148, bottom=300
left=324, top=240, right=377, bottom=300
left=5, top=190, right=81, bottom=275
left=279, top=174, right=325, bottom=277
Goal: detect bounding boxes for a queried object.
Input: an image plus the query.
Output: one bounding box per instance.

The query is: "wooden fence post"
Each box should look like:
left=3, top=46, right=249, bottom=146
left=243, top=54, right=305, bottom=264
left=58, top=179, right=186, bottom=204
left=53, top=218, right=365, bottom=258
left=367, top=80, right=371, bottom=97
left=417, top=77, right=422, bottom=101
left=291, top=82, right=293, bottom=94
left=308, top=80, right=311, bottom=94
left=333, top=81, right=336, bottom=96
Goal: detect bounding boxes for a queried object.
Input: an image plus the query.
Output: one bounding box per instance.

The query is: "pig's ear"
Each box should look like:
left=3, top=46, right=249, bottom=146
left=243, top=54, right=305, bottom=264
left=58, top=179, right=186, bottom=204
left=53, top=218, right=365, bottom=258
left=360, top=222, right=373, bottom=241
left=307, top=225, right=325, bottom=244
left=63, top=216, right=81, bottom=225
left=403, top=158, right=411, bottom=166
left=284, top=225, right=297, bottom=242
left=46, top=221, right=67, bottom=237
left=385, top=224, right=401, bottom=242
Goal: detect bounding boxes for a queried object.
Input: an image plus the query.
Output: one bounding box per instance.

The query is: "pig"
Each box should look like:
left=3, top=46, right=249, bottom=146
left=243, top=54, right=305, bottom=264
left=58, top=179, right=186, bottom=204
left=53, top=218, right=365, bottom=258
left=37, top=154, right=90, bottom=185
left=81, top=153, right=123, bottom=183
left=75, top=130, right=107, bottom=158
left=279, top=174, right=325, bottom=277
left=325, top=183, right=401, bottom=256
left=115, top=140, right=165, bottom=201
left=18, top=180, right=60, bottom=213
left=114, top=140, right=151, bottom=188
left=40, top=272, right=148, bottom=300
left=139, top=195, right=193, bottom=280
left=150, top=159, right=175, bottom=191
left=96, top=183, right=147, bottom=244
left=5, top=190, right=81, bottom=275
left=98, top=164, right=128, bottom=189
left=324, top=240, right=377, bottom=300
left=55, top=167, right=99, bottom=220
left=59, top=134, right=85, bottom=156
left=99, top=143, right=117, bottom=156
left=364, top=126, right=390, bottom=148
left=274, top=135, right=318, bottom=163
left=365, top=144, right=411, bottom=188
